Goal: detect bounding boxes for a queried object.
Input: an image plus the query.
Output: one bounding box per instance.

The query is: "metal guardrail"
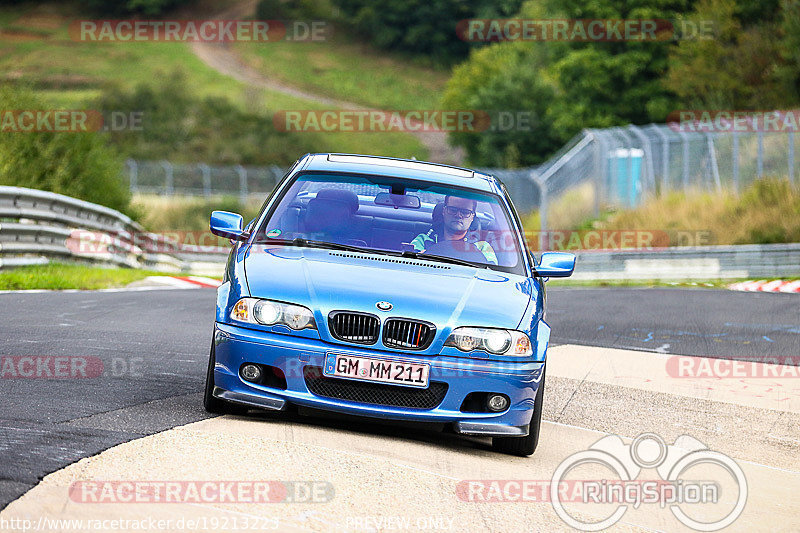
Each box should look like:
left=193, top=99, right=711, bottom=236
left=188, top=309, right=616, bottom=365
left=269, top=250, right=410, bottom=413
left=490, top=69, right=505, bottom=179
left=3, top=185, right=796, bottom=282
left=570, top=243, right=800, bottom=281
left=0, top=186, right=188, bottom=271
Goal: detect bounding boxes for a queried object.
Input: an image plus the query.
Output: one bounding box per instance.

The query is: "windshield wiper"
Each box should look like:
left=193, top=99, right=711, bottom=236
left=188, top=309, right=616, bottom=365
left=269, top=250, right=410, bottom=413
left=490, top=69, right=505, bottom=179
left=255, top=237, right=395, bottom=256
left=401, top=251, right=486, bottom=269
left=255, top=238, right=485, bottom=267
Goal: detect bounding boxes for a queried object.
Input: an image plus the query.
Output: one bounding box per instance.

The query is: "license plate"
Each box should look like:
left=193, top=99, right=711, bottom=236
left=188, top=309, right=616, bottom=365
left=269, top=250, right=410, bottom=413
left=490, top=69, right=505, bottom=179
left=323, top=353, right=430, bottom=388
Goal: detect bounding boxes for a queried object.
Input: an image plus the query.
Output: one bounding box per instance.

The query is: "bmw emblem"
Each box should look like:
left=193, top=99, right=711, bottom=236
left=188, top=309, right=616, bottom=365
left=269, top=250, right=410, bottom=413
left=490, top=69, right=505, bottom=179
left=376, top=301, right=393, bottom=311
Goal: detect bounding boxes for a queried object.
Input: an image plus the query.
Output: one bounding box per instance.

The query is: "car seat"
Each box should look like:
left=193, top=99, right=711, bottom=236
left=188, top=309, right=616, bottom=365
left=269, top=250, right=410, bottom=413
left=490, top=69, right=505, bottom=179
left=305, top=188, right=365, bottom=245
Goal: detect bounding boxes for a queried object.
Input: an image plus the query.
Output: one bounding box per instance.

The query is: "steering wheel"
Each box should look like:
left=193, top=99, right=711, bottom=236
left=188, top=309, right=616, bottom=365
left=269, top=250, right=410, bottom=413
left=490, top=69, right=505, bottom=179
left=423, top=239, right=485, bottom=263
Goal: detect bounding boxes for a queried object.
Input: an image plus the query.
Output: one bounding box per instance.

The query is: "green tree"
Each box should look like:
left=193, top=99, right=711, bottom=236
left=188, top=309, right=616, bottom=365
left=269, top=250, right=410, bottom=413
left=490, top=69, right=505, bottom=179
left=331, top=0, right=523, bottom=65
left=442, top=43, right=560, bottom=167
left=0, top=0, right=189, bottom=15
left=443, top=0, right=693, bottom=166
left=775, top=0, right=800, bottom=101
left=84, top=0, right=190, bottom=16
left=665, top=0, right=788, bottom=108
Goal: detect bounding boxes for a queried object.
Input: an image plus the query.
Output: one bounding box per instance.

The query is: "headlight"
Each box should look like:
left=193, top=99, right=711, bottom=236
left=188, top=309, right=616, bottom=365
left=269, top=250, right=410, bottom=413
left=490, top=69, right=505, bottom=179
left=253, top=300, right=281, bottom=325
left=231, top=298, right=316, bottom=330
left=444, top=327, right=532, bottom=356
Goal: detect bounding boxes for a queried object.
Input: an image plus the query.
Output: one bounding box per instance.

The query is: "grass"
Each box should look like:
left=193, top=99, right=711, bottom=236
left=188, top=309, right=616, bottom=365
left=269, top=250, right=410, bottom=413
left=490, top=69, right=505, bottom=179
left=522, top=178, right=800, bottom=247
left=132, top=194, right=264, bottom=232
left=598, top=178, right=800, bottom=246
left=547, top=278, right=743, bottom=289
left=521, top=182, right=597, bottom=233
left=547, top=277, right=799, bottom=289
left=233, top=30, right=450, bottom=111
left=0, top=1, right=426, bottom=160
left=0, top=263, right=169, bottom=290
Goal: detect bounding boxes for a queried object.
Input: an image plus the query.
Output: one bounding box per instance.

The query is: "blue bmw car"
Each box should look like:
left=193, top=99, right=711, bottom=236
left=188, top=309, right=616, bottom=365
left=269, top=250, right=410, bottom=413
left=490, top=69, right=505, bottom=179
left=204, top=154, right=575, bottom=456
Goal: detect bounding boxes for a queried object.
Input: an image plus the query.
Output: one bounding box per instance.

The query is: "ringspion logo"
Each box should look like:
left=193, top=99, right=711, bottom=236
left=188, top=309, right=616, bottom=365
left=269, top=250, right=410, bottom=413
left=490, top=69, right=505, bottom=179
left=549, top=433, right=747, bottom=531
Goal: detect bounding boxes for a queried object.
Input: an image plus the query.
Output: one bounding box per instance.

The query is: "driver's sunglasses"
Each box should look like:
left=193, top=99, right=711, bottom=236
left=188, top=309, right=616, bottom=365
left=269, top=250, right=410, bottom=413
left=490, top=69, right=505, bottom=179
left=444, top=205, right=476, bottom=218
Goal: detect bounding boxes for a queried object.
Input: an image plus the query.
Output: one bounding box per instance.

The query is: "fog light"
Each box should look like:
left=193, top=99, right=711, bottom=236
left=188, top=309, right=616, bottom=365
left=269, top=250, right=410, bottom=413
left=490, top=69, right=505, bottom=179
left=487, top=394, right=509, bottom=412
left=241, top=364, right=262, bottom=382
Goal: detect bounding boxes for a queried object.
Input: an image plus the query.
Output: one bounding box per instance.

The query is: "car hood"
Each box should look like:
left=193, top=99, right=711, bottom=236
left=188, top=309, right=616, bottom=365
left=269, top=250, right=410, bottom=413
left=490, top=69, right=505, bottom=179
left=243, top=245, right=533, bottom=342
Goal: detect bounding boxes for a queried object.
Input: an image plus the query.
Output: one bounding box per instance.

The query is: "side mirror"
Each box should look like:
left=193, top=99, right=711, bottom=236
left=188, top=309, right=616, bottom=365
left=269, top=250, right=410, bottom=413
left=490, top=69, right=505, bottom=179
left=535, top=252, right=576, bottom=278
left=210, top=211, right=247, bottom=241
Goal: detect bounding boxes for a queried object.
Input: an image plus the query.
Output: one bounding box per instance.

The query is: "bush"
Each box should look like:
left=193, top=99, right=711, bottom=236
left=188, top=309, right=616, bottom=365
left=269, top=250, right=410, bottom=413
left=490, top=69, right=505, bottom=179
left=132, top=195, right=263, bottom=232
left=84, top=0, right=191, bottom=16
left=0, top=85, right=131, bottom=214
left=0, top=0, right=189, bottom=15
left=256, top=0, right=329, bottom=19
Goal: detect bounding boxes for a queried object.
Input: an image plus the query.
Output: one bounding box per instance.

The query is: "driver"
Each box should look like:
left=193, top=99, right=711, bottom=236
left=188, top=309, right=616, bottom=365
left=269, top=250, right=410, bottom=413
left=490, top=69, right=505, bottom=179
left=411, top=195, right=497, bottom=264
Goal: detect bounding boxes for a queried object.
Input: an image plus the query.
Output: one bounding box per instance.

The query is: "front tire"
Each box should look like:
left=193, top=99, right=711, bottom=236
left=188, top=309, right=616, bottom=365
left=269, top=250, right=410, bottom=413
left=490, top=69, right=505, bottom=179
left=203, top=337, right=248, bottom=415
left=492, top=367, right=546, bottom=456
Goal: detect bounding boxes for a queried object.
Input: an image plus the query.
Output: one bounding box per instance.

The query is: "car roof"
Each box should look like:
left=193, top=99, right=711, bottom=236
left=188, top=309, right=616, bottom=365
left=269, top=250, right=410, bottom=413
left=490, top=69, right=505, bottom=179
left=297, top=153, right=500, bottom=194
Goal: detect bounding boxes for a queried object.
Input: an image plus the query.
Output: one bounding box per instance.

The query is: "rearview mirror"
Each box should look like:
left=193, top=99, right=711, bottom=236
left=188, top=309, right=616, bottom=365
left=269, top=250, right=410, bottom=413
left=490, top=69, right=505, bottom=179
left=535, top=252, right=576, bottom=278
left=374, top=192, right=421, bottom=209
left=210, top=211, right=247, bottom=241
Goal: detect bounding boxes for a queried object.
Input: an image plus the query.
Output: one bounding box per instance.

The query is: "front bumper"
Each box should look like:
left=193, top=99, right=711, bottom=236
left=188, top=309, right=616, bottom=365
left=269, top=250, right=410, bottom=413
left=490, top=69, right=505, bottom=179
left=212, top=322, right=544, bottom=436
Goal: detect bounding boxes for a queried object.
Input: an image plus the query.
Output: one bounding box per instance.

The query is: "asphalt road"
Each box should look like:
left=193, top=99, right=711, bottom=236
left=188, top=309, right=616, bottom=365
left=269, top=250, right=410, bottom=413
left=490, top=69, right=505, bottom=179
left=0, top=290, right=215, bottom=509
left=547, top=287, right=799, bottom=359
left=0, top=286, right=797, bottom=510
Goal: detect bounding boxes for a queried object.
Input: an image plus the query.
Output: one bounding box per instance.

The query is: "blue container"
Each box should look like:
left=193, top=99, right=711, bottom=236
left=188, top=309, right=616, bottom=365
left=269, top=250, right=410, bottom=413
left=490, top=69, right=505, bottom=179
left=607, top=148, right=643, bottom=207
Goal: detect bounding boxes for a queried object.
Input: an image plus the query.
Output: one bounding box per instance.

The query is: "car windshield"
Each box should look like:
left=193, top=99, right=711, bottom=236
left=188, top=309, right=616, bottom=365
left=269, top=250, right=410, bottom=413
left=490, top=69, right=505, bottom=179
left=253, top=172, right=527, bottom=275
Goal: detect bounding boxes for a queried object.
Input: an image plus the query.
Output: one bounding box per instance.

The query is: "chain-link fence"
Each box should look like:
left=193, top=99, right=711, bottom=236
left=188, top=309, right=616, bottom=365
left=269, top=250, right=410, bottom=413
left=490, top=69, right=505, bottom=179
left=125, top=122, right=797, bottom=248
left=124, top=158, right=545, bottom=211
left=528, top=124, right=797, bottom=249
left=125, top=160, right=287, bottom=201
